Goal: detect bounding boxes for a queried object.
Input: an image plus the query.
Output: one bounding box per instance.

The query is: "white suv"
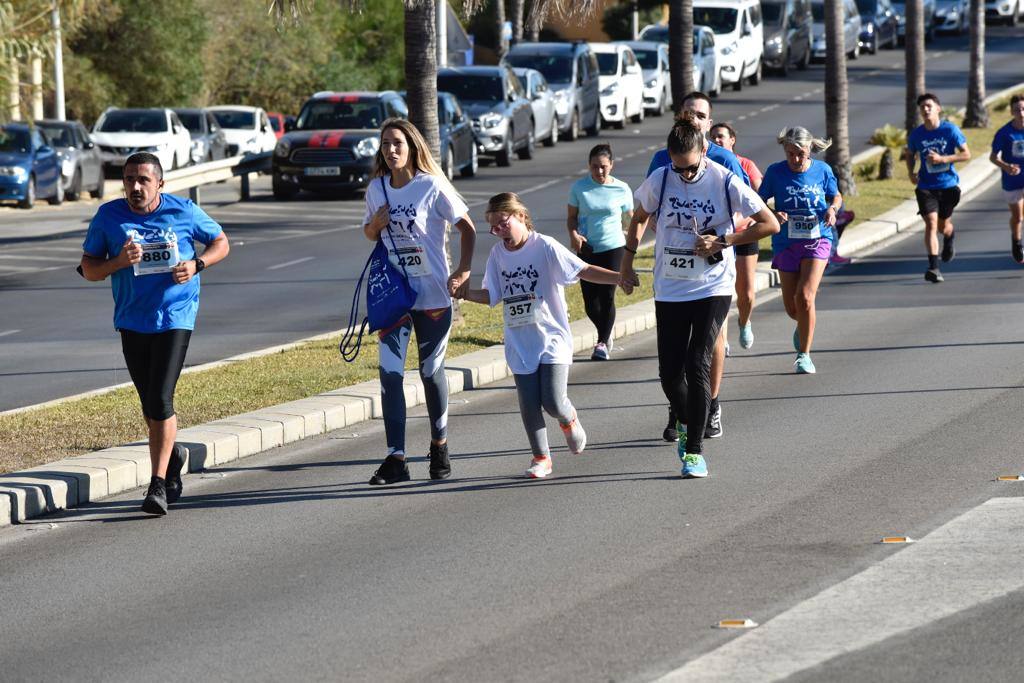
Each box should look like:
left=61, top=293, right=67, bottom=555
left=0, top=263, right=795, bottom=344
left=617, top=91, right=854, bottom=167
left=91, top=108, right=192, bottom=173
left=694, top=0, right=765, bottom=91
left=209, top=106, right=278, bottom=156
left=589, top=43, right=646, bottom=128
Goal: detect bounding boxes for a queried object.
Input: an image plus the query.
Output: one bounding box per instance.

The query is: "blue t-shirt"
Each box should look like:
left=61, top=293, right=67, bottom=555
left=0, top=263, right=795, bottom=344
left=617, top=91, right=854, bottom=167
left=991, top=122, right=1024, bottom=191
left=83, top=195, right=223, bottom=333
left=758, top=159, right=839, bottom=250
left=646, top=140, right=751, bottom=186
left=907, top=120, right=967, bottom=190
left=568, top=176, right=631, bottom=253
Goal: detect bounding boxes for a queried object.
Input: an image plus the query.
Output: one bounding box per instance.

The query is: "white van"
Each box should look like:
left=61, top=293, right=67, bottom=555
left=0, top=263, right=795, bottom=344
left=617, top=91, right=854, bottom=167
left=693, top=0, right=765, bottom=91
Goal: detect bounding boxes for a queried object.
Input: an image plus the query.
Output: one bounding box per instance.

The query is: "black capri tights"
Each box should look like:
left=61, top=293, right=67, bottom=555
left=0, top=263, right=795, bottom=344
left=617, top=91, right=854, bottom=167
left=120, top=329, right=191, bottom=421
left=655, top=296, right=731, bottom=455
left=578, top=246, right=623, bottom=344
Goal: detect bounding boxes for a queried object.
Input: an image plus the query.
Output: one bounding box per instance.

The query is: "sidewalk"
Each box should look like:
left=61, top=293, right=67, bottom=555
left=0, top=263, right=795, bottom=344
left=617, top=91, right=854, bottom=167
left=0, top=144, right=1006, bottom=528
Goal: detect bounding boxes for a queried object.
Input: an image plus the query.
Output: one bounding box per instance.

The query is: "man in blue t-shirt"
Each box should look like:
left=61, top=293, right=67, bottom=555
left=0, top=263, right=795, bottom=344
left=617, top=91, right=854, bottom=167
left=989, top=93, right=1024, bottom=264
left=80, top=152, right=230, bottom=515
left=906, top=93, right=971, bottom=283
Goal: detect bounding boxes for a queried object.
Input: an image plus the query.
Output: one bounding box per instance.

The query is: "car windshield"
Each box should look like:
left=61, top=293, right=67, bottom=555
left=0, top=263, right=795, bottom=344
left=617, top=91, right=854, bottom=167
left=595, top=53, right=620, bottom=75
left=295, top=101, right=385, bottom=130
left=97, top=110, right=167, bottom=133
left=212, top=110, right=256, bottom=129
left=38, top=125, right=73, bottom=147
left=640, top=25, right=668, bottom=41
left=437, top=74, right=504, bottom=102
left=811, top=3, right=826, bottom=20
left=504, top=53, right=573, bottom=83
left=0, top=128, right=30, bottom=152
left=693, top=7, right=739, bottom=33
left=269, top=117, right=282, bottom=132
left=175, top=112, right=203, bottom=132
left=761, top=2, right=785, bottom=23
left=632, top=48, right=660, bottom=69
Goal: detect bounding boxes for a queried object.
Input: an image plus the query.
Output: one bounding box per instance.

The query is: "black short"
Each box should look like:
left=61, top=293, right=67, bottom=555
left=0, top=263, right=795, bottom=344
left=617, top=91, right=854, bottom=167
left=120, top=328, right=191, bottom=421
left=915, top=187, right=961, bottom=219
left=733, top=240, right=759, bottom=257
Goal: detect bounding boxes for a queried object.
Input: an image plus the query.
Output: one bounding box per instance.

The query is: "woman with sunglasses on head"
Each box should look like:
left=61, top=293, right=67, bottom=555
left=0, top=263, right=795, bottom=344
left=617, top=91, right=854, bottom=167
left=567, top=143, right=634, bottom=360
left=361, top=118, right=477, bottom=486
left=758, top=127, right=842, bottom=375
left=455, top=193, right=635, bottom=479
left=620, top=113, right=778, bottom=479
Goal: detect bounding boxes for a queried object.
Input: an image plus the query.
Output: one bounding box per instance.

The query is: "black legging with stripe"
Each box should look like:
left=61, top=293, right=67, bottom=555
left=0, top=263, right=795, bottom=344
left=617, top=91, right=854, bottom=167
left=655, top=296, right=731, bottom=455
left=578, top=246, right=623, bottom=345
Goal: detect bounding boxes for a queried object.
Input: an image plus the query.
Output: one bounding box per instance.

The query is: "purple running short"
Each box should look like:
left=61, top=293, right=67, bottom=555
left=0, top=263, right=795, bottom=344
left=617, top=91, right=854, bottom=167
left=772, top=239, right=833, bottom=273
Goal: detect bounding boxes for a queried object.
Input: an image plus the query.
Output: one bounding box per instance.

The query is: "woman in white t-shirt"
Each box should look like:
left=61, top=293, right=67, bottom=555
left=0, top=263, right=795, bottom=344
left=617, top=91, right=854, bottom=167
left=620, top=113, right=779, bottom=479
left=456, top=193, right=634, bottom=479
left=361, top=118, right=477, bottom=486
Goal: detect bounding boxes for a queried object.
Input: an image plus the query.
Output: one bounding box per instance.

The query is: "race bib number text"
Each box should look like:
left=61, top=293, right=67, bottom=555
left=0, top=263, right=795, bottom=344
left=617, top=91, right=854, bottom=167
left=133, top=241, right=180, bottom=276
left=788, top=214, right=821, bottom=240
left=662, top=246, right=706, bottom=280
left=390, top=245, right=431, bottom=277
left=503, top=293, right=539, bottom=328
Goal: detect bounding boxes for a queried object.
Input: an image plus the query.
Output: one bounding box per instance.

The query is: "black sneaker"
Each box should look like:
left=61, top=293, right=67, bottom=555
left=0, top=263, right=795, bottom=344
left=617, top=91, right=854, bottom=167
left=428, top=442, right=451, bottom=480
left=141, top=477, right=168, bottom=516
left=368, top=455, right=411, bottom=486
left=1013, top=242, right=1023, bottom=264
left=166, top=444, right=187, bottom=504
left=662, top=408, right=679, bottom=442
left=924, top=268, right=944, bottom=283
left=705, top=403, right=723, bottom=439
left=941, top=235, right=955, bottom=263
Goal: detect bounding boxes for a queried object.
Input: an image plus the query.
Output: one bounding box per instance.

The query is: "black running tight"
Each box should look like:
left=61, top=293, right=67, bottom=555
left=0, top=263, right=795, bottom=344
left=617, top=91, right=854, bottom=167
left=578, top=246, right=623, bottom=344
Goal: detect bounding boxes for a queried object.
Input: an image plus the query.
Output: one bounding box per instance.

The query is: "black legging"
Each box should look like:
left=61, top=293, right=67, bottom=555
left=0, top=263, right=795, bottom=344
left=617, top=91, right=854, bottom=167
left=578, top=246, right=623, bottom=344
left=120, top=328, right=192, bottom=421
left=655, top=297, right=731, bottom=455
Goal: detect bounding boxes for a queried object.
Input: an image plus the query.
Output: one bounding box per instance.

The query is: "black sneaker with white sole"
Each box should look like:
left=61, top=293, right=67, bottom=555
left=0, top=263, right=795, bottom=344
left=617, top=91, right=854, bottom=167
left=369, top=455, right=411, bottom=486
left=663, top=407, right=679, bottom=442
left=924, top=268, right=944, bottom=283
left=166, top=443, right=187, bottom=504
left=941, top=234, right=955, bottom=263
left=428, top=442, right=451, bottom=480
left=705, top=402, right=723, bottom=439
left=141, top=477, right=168, bottom=516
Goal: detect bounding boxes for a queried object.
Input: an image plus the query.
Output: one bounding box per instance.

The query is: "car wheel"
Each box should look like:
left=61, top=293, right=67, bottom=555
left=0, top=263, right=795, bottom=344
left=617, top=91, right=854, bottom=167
left=48, top=176, right=63, bottom=205
left=630, top=99, right=644, bottom=124
left=732, top=70, right=744, bottom=92
left=654, top=90, right=666, bottom=116
left=749, top=59, right=762, bottom=85
left=870, top=34, right=878, bottom=54
left=460, top=143, right=478, bottom=177
left=66, top=167, right=82, bottom=202
left=444, top=145, right=455, bottom=181
left=91, top=175, right=105, bottom=199
left=19, top=175, right=36, bottom=209
left=272, top=175, right=298, bottom=200
left=496, top=128, right=514, bottom=167
left=710, top=72, right=722, bottom=97
left=849, top=41, right=860, bottom=59
left=543, top=115, right=558, bottom=147
left=1011, top=2, right=1020, bottom=25
left=566, top=110, right=580, bottom=142
left=518, top=125, right=535, bottom=160
left=586, top=110, right=601, bottom=137
left=779, top=50, right=790, bottom=77
left=799, top=44, right=811, bottom=69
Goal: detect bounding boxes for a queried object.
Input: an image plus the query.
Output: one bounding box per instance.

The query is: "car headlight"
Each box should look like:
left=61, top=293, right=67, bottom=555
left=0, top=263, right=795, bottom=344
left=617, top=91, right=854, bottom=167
left=354, top=136, right=380, bottom=158
left=0, top=166, right=28, bottom=180
left=191, top=139, right=206, bottom=153
left=767, top=35, right=783, bottom=48
left=274, top=139, right=291, bottom=157
left=722, top=41, right=738, bottom=55
left=140, top=144, right=166, bottom=152
left=601, top=82, right=619, bottom=96
left=645, top=78, right=658, bottom=88
left=61, top=158, right=76, bottom=176
left=480, top=113, right=503, bottom=129
left=552, top=89, right=569, bottom=101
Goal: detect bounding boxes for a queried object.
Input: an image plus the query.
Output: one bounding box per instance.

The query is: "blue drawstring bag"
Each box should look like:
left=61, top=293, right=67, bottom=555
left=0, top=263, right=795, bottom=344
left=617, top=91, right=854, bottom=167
left=339, top=177, right=417, bottom=362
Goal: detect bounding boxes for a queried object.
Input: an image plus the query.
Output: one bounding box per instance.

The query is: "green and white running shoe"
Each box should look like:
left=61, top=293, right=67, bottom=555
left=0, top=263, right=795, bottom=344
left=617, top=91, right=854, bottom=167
left=681, top=453, right=708, bottom=478
left=794, top=353, right=816, bottom=374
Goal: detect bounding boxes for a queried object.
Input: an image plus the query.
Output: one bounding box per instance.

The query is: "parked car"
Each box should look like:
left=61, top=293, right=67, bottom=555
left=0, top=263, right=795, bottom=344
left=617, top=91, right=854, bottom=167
left=617, top=41, right=672, bottom=114
left=631, top=28, right=722, bottom=100
left=856, top=0, right=900, bottom=52
left=933, top=0, right=969, bottom=32
left=208, top=105, right=278, bottom=156
left=91, top=107, right=192, bottom=176
left=693, top=0, right=765, bottom=91
left=512, top=67, right=560, bottom=147
left=891, top=0, right=936, bottom=42
left=35, top=119, right=104, bottom=201
left=272, top=91, right=407, bottom=199
left=172, top=108, right=228, bottom=164
left=589, top=42, right=646, bottom=128
left=437, top=65, right=534, bottom=167
left=761, top=0, right=813, bottom=74
left=985, top=0, right=1022, bottom=25
left=811, top=0, right=864, bottom=60
left=0, top=123, right=62, bottom=208
left=400, top=90, right=478, bottom=180
left=267, top=112, right=288, bottom=139
left=503, top=41, right=601, bottom=142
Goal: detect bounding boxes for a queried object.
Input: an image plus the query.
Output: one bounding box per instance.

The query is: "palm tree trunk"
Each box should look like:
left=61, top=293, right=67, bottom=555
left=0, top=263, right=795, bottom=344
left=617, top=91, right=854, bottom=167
left=526, top=1, right=547, bottom=41
left=405, top=0, right=441, bottom=161
left=963, top=0, right=987, bottom=127
left=495, top=0, right=508, bottom=59
left=511, top=0, right=525, bottom=42
left=668, top=0, right=694, bottom=111
left=824, top=0, right=856, bottom=195
left=904, top=0, right=925, bottom=132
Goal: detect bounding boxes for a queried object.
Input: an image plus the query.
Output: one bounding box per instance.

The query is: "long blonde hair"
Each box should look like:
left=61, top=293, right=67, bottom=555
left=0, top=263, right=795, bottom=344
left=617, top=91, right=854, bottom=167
left=485, top=193, right=535, bottom=231
left=372, top=117, right=460, bottom=200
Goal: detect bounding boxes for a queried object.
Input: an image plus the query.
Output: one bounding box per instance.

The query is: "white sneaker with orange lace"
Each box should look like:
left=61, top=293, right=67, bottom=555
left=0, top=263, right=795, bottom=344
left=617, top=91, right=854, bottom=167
left=525, top=456, right=553, bottom=479
left=560, top=413, right=587, bottom=455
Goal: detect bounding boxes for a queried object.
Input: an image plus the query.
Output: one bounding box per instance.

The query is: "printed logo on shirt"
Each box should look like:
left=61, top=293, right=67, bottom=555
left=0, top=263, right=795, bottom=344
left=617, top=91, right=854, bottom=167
left=782, top=183, right=826, bottom=211
left=665, top=196, right=715, bottom=231
left=387, top=203, right=419, bottom=235
left=918, top=137, right=952, bottom=173
left=127, top=225, right=178, bottom=245
left=500, top=264, right=540, bottom=297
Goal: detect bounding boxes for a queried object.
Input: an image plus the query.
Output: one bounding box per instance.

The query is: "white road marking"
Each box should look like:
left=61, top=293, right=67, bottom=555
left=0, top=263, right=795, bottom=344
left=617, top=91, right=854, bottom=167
left=267, top=256, right=315, bottom=270
left=655, top=497, right=1024, bottom=682
left=0, top=329, right=20, bottom=338
left=0, top=254, right=70, bottom=263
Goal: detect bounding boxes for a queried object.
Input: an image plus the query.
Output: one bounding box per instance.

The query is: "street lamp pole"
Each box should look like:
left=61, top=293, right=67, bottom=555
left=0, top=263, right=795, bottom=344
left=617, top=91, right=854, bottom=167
left=52, top=1, right=66, bottom=120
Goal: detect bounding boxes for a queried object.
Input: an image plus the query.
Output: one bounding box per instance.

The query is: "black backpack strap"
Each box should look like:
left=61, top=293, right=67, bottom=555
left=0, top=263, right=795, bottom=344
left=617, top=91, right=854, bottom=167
left=724, top=171, right=736, bottom=233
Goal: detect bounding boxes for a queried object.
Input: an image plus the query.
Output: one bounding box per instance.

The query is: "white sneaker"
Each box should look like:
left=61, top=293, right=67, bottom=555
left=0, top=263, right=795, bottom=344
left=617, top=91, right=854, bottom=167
left=560, top=412, right=587, bottom=454
left=525, top=456, right=552, bottom=479
left=591, top=343, right=610, bottom=360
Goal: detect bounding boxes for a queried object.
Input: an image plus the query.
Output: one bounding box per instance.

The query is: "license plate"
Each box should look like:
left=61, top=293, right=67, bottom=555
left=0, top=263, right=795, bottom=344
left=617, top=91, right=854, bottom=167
left=305, top=166, right=341, bottom=176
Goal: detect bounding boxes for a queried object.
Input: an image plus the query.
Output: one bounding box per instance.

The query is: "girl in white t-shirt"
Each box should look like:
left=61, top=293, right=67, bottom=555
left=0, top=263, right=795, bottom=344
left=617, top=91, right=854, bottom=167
left=455, top=193, right=635, bottom=479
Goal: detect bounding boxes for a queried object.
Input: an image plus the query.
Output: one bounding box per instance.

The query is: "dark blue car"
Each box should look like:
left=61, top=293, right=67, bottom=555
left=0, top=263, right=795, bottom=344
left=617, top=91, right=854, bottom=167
left=0, top=123, right=62, bottom=209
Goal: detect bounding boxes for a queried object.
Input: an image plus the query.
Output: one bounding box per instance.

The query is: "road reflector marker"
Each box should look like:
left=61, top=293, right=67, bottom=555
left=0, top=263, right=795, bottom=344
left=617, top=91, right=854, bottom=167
left=716, top=619, right=758, bottom=629
left=996, top=475, right=1023, bottom=481
left=880, top=536, right=915, bottom=544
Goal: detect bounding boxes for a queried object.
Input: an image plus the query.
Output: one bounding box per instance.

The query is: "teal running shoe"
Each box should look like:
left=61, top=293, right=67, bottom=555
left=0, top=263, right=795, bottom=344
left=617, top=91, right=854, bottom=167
left=793, top=328, right=800, bottom=352
left=794, top=353, right=816, bottom=374
left=675, top=423, right=688, bottom=462
left=739, top=322, right=754, bottom=349
left=681, top=453, right=708, bottom=478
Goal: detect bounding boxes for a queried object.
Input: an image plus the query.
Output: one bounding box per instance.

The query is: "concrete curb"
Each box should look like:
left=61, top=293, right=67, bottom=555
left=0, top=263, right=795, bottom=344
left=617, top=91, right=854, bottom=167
left=0, top=133, right=1006, bottom=528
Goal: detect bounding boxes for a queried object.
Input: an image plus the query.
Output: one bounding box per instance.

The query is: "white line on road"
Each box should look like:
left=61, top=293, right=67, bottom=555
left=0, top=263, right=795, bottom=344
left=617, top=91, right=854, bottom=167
left=0, top=254, right=71, bottom=263
left=654, top=497, right=1024, bottom=682
left=267, top=256, right=315, bottom=270
left=0, top=329, right=20, bottom=338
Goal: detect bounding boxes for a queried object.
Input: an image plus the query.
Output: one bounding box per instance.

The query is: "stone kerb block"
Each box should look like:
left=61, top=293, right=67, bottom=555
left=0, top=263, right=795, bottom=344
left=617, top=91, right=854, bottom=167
left=0, top=472, right=77, bottom=521
left=92, top=446, right=153, bottom=487
left=330, top=382, right=385, bottom=419
left=207, top=417, right=285, bottom=451
left=66, top=456, right=138, bottom=497
left=0, top=494, right=10, bottom=527
left=277, top=397, right=351, bottom=432
left=35, top=462, right=111, bottom=502
left=175, top=428, right=242, bottom=468
left=446, top=345, right=509, bottom=389
left=245, top=410, right=308, bottom=444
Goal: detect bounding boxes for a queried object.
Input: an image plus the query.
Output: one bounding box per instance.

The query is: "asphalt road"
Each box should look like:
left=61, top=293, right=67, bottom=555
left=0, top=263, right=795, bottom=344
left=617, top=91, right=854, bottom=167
left=0, top=181, right=1021, bottom=681
left=1, top=27, right=1023, bottom=410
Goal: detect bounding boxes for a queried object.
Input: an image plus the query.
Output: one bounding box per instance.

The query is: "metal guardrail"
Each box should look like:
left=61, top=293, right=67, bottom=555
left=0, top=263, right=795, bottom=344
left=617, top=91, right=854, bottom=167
left=161, top=151, right=272, bottom=205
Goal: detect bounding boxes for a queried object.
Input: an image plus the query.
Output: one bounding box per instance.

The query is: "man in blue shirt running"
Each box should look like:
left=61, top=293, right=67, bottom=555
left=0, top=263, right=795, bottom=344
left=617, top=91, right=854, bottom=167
left=80, top=152, right=230, bottom=515
left=989, top=93, right=1024, bottom=263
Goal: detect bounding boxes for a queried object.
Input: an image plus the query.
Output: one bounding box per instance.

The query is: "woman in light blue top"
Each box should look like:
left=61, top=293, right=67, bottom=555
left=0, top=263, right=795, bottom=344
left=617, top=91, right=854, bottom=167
left=566, top=143, right=633, bottom=360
